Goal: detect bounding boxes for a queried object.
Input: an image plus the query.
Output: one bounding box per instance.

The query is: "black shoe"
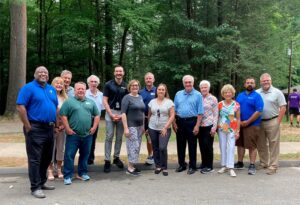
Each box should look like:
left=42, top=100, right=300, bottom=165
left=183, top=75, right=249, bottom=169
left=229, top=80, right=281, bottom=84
left=175, top=165, right=187, bottom=173
left=187, top=168, right=196, bottom=175
left=134, top=167, right=141, bottom=173
left=104, top=160, right=111, bottom=173
left=88, top=160, right=94, bottom=165
left=31, top=189, right=46, bottom=198
left=200, top=168, right=214, bottom=174
left=234, top=161, right=244, bottom=170
left=113, top=157, right=124, bottom=169
left=41, top=184, right=55, bottom=190
left=154, top=168, right=162, bottom=174
left=126, top=169, right=139, bottom=176
left=162, top=170, right=168, bottom=176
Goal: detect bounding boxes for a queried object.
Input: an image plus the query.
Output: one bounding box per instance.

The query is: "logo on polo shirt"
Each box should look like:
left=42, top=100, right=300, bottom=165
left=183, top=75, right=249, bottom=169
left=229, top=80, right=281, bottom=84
left=49, top=90, right=53, bottom=94
left=151, top=93, right=155, bottom=95
left=86, top=102, right=91, bottom=105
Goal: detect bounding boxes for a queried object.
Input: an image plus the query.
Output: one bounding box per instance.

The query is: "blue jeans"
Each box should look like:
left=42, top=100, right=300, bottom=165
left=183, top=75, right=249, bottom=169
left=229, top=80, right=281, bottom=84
left=64, top=134, right=93, bottom=179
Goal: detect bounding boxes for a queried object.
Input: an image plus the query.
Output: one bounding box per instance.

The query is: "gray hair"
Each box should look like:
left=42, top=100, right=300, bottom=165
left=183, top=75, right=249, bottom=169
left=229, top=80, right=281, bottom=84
left=60, top=70, right=72, bottom=77
left=74, top=81, right=86, bottom=89
left=199, top=80, right=210, bottom=89
left=182, top=75, right=194, bottom=84
left=260, top=73, right=271, bottom=81
left=87, top=75, right=100, bottom=84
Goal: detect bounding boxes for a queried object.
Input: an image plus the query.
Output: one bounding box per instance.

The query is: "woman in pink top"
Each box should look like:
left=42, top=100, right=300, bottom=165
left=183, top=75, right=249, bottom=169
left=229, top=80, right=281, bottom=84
left=198, top=80, right=218, bottom=174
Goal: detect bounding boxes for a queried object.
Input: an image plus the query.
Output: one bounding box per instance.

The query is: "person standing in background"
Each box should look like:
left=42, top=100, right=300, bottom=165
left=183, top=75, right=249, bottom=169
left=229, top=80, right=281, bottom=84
left=288, top=88, right=300, bottom=127
left=61, top=70, right=74, bottom=97
left=140, top=72, right=156, bottom=165
left=86, top=75, right=104, bottom=165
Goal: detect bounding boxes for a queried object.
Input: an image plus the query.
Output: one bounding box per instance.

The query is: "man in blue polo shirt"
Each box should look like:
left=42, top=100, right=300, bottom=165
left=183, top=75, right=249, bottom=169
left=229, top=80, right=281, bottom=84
left=173, top=75, right=204, bottom=175
left=139, top=72, right=156, bottom=165
left=16, top=66, right=58, bottom=198
left=235, top=77, right=264, bottom=175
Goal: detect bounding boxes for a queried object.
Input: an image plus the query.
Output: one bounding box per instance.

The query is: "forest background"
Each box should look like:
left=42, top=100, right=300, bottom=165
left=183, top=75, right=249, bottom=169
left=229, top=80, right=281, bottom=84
left=1, top=0, right=300, bottom=116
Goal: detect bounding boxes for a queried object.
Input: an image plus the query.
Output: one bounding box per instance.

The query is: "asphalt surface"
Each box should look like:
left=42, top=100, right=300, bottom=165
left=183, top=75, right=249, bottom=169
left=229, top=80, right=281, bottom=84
left=1, top=167, right=300, bottom=205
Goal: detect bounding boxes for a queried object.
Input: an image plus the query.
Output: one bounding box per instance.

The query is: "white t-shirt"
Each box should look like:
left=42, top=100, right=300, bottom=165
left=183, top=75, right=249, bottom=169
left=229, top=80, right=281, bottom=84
left=148, top=98, right=174, bottom=130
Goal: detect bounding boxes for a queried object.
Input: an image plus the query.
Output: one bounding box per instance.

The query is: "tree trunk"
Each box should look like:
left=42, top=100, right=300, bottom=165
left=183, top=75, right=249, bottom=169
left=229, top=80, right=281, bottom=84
left=5, top=0, right=27, bottom=117
left=104, top=0, right=113, bottom=80
left=119, top=25, right=129, bottom=66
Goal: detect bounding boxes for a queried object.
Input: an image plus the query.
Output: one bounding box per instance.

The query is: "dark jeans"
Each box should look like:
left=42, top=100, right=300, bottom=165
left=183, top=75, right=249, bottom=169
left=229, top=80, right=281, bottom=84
left=88, top=118, right=99, bottom=163
left=148, top=128, right=171, bottom=169
left=64, top=134, right=93, bottom=179
left=176, top=117, right=197, bottom=169
left=24, top=122, right=54, bottom=192
left=198, top=125, right=214, bottom=169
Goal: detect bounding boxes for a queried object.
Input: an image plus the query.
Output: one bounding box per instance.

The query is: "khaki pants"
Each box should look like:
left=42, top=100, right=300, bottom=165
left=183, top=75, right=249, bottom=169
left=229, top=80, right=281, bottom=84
left=257, top=118, right=280, bottom=170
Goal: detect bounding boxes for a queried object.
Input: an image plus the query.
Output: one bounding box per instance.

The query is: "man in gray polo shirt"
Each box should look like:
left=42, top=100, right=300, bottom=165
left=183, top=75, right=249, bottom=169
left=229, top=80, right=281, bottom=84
left=257, top=73, right=286, bottom=175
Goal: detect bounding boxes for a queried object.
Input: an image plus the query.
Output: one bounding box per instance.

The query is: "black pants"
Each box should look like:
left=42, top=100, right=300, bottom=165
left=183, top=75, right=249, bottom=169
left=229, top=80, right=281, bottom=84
left=88, top=118, right=99, bottom=163
left=148, top=128, right=171, bottom=169
left=24, top=122, right=54, bottom=192
left=198, top=125, right=214, bottom=169
left=176, top=117, right=197, bottom=169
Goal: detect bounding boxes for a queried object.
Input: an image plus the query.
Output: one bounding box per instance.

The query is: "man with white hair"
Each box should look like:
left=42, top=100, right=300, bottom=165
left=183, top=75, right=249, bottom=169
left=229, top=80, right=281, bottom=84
left=86, top=75, right=104, bottom=165
left=257, top=73, right=286, bottom=175
left=173, top=75, right=204, bottom=175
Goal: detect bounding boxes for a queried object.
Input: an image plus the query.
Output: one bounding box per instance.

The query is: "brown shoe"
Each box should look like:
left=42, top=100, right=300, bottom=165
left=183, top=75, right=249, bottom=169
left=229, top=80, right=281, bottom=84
left=257, top=165, right=267, bottom=170
left=266, top=169, right=276, bottom=175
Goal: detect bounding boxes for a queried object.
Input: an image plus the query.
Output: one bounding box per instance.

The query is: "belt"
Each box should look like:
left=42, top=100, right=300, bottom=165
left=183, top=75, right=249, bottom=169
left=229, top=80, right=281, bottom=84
left=29, top=120, right=55, bottom=126
left=261, top=116, right=278, bottom=121
left=176, top=116, right=197, bottom=121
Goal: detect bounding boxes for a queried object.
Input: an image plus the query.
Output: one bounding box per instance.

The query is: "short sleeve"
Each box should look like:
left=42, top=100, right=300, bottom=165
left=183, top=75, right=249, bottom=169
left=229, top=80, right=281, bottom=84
left=255, top=93, right=264, bottom=112
left=16, top=85, right=31, bottom=106
left=103, top=82, right=110, bottom=97
left=121, top=95, right=129, bottom=114
left=277, top=90, right=287, bottom=106
left=59, top=100, right=69, bottom=116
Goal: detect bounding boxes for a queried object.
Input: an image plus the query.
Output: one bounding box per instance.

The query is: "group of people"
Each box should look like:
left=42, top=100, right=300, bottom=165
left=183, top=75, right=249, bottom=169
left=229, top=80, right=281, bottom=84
left=16, top=65, right=287, bottom=199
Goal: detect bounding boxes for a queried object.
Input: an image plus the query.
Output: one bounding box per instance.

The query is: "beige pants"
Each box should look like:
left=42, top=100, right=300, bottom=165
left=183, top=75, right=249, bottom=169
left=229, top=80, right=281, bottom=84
left=257, top=118, right=280, bottom=170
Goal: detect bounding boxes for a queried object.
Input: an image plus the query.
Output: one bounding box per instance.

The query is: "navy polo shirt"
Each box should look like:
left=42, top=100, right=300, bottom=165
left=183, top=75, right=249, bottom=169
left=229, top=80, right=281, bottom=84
left=139, top=86, right=156, bottom=115
left=103, top=79, right=128, bottom=110
left=236, top=90, right=264, bottom=126
left=16, top=80, right=58, bottom=123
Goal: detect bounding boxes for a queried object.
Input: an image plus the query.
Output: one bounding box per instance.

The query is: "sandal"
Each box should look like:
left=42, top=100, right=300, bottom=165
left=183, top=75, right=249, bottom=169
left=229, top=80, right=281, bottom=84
left=47, top=169, right=54, bottom=180
left=154, top=168, right=162, bottom=174
left=57, top=169, right=64, bottom=179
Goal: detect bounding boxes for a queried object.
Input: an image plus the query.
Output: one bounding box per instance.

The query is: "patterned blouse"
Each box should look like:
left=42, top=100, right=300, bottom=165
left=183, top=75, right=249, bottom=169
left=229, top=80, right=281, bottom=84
left=218, top=100, right=240, bottom=133
left=200, top=94, right=218, bottom=130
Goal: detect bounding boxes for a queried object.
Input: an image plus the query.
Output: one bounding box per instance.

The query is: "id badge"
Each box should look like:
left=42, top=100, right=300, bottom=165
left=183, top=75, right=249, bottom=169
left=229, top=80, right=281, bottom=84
left=116, top=102, right=120, bottom=109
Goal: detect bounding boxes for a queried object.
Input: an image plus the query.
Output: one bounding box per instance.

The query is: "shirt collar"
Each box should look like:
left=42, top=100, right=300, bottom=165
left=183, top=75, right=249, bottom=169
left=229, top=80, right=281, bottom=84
left=184, top=88, right=195, bottom=95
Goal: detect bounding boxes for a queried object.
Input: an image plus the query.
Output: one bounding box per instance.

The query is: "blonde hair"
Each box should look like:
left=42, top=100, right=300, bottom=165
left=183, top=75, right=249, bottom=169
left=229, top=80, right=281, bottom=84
left=221, top=84, right=236, bottom=98
left=127, top=79, right=140, bottom=92
left=51, top=77, right=68, bottom=99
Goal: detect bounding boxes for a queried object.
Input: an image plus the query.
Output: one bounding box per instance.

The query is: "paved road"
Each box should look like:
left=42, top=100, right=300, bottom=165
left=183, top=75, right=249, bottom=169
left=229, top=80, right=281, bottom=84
left=1, top=167, right=300, bottom=205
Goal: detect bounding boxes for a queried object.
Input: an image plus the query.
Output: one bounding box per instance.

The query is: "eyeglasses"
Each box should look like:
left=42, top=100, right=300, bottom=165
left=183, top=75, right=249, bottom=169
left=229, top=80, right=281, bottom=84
left=157, top=109, right=160, bottom=118
left=131, top=84, right=139, bottom=87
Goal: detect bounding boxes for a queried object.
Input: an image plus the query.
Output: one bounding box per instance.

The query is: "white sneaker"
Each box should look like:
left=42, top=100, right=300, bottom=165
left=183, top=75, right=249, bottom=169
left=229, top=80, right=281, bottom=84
left=145, top=156, right=154, bottom=165
left=218, top=167, right=227, bottom=174
left=229, top=169, right=236, bottom=177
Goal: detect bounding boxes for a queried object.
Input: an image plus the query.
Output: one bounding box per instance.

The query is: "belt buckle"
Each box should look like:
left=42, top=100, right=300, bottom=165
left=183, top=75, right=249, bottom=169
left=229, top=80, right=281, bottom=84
left=49, top=122, right=55, bottom=126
